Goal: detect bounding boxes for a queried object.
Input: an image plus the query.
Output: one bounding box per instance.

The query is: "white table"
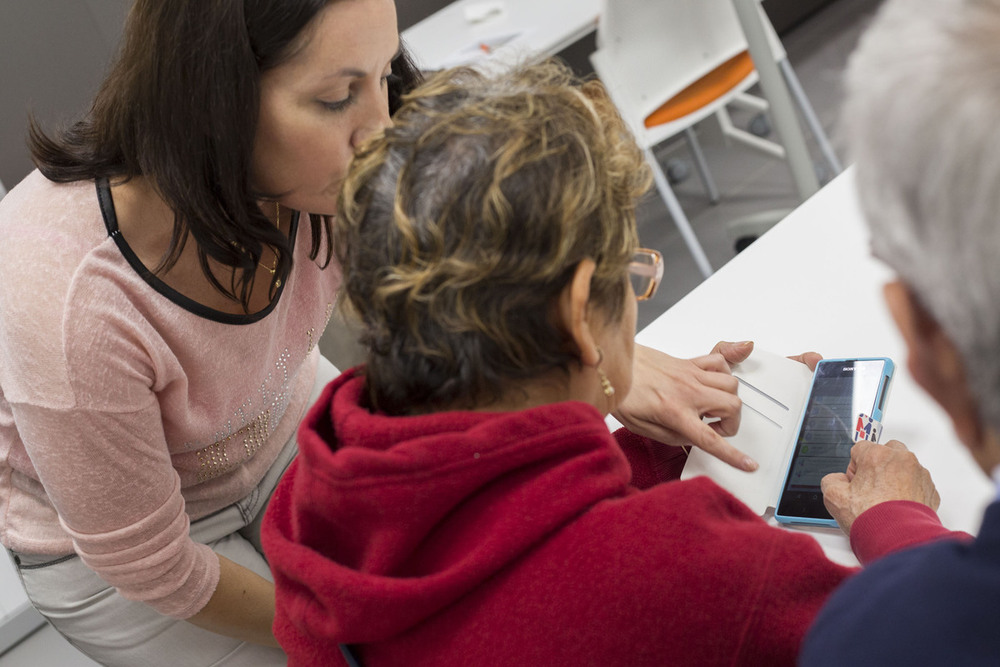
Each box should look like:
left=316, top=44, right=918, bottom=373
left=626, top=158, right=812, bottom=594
left=401, top=0, right=600, bottom=71
left=633, top=168, right=995, bottom=565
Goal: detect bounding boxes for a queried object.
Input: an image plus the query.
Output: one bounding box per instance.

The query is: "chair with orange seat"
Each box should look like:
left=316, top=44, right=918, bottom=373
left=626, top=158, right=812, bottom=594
left=589, top=0, right=841, bottom=277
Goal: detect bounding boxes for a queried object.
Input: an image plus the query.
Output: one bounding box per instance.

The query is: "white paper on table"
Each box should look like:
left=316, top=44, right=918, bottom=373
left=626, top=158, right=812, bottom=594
left=434, top=31, right=529, bottom=69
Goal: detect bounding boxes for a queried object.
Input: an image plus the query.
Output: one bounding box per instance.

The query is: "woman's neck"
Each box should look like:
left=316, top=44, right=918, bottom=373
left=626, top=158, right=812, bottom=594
left=110, top=176, right=284, bottom=315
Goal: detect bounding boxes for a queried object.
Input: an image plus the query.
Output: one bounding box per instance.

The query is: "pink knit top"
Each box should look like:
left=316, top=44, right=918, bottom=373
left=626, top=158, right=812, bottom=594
left=0, top=171, right=341, bottom=618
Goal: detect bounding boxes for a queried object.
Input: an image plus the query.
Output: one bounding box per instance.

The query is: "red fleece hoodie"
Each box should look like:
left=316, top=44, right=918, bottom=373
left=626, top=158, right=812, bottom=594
left=262, top=369, right=956, bottom=666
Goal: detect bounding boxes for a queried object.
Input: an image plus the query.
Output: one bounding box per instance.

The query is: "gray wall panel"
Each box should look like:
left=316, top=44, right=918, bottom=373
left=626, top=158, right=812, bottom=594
left=0, top=0, right=126, bottom=188
left=0, top=0, right=443, bottom=191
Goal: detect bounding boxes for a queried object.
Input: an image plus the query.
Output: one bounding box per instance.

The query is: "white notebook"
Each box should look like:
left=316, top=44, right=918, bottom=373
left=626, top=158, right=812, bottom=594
left=680, top=349, right=813, bottom=516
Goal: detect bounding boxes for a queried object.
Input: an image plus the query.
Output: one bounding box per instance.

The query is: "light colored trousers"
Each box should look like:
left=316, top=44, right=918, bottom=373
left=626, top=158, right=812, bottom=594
left=6, top=356, right=339, bottom=666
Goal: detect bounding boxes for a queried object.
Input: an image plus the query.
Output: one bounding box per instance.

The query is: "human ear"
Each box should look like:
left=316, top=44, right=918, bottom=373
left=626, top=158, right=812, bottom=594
left=556, top=259, right=600, bottom=367
left=884, top=281, right=985, bottom=452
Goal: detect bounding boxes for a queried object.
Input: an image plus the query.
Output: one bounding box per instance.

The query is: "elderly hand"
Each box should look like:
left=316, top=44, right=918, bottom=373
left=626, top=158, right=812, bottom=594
left=613, top=341, right=756, bottom=471
left=821, top=439, right=940, bottom=534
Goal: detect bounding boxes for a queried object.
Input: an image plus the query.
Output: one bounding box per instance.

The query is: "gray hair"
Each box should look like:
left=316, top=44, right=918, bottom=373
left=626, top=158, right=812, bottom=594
left=843, top=0, right=1000, bottom=429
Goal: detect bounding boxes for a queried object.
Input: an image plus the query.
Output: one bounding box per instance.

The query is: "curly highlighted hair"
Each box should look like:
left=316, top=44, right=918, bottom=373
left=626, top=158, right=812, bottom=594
left=336, top=59, right=652, bottom=415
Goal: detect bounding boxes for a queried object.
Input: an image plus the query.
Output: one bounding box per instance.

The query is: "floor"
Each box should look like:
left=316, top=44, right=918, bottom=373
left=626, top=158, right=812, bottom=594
left=0, top=0, right=882, bottom=663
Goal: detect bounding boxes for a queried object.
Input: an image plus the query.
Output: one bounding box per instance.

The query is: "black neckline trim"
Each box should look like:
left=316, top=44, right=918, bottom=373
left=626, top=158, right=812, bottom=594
left=95, top=177, right=300, bottom=325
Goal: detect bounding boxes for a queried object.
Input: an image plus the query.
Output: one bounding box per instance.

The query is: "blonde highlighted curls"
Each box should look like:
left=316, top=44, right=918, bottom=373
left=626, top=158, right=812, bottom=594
left=336, top=59, right=652, bottom=415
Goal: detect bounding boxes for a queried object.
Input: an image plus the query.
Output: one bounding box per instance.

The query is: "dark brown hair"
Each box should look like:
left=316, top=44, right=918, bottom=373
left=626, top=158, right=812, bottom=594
left=29, top=0, right=422, bottom=311
left=337, top=60, right=651, bottom=415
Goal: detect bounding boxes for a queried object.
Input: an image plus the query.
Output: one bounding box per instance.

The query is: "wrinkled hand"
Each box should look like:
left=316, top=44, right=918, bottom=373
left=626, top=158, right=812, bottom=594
left=613, top=341, right=757, bottom=471
left=821, top=439, right=940, bottom=534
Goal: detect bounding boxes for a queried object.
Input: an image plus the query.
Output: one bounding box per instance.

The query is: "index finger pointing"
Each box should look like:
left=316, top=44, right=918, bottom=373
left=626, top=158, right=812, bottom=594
left=688, top=418, right=758, bottom=472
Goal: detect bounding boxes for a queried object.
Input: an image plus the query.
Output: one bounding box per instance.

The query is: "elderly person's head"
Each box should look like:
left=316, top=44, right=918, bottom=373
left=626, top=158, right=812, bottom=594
left=843, top=0, right=1000, bottom=470
left=335, top=60, right=654, bottom=416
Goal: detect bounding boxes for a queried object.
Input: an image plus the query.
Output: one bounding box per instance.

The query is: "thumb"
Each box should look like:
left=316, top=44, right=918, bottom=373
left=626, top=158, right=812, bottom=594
left=821, top=472, right=853, bottom=531
left=711, top=340, right=754, bottom=366
left=820, top=471, right=849, bottom=498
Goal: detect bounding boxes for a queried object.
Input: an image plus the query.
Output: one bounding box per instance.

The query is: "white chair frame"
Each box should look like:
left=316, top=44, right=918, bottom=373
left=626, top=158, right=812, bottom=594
left=590, top=0, right=841, bottom=278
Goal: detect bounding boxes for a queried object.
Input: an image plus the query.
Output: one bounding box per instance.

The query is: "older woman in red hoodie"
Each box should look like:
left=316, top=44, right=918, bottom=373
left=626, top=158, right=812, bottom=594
left=262, top=60, right=950, bottom=666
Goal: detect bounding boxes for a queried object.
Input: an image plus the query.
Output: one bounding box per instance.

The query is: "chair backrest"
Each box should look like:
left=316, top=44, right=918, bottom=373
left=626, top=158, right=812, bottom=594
left=594, top=0, right=784, bottom=121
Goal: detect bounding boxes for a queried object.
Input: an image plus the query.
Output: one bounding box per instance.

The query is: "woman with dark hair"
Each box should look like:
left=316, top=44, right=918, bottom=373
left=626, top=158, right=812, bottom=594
left=0, top=0, right=418, bottom=663
left=261, top=59, right=950, bottom=666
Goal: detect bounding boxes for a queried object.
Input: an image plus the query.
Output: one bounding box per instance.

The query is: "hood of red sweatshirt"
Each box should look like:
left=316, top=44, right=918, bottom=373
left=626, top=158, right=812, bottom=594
left=262, top=368, right=631, bottom=649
